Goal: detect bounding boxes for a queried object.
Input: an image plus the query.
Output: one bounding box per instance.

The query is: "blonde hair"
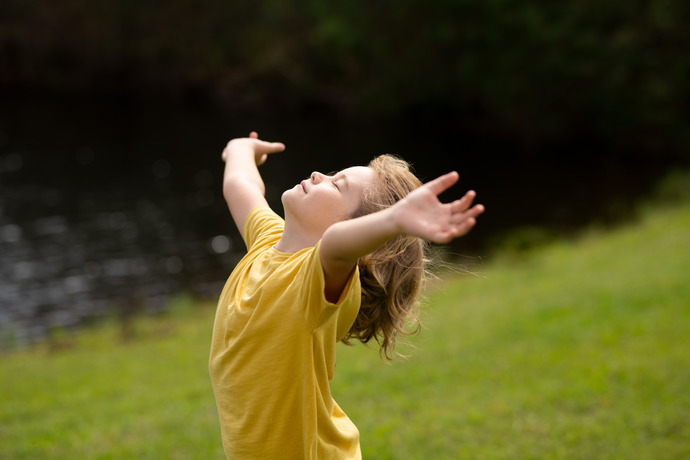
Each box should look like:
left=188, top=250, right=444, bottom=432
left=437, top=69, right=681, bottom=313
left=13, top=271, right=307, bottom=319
left=341, top=154, right=427, bottom=360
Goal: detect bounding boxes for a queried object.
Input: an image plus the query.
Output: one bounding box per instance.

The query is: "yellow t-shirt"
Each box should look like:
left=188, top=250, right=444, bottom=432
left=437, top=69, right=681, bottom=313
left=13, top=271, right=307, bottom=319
left=209, top=206, right=362, bottom=459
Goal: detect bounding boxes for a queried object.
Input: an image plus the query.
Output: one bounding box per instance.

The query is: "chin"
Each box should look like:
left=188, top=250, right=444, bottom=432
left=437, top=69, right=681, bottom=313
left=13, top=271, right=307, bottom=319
left=280, top=190, right=296, bottom=216
left=281, top=186, right=295, bottom=201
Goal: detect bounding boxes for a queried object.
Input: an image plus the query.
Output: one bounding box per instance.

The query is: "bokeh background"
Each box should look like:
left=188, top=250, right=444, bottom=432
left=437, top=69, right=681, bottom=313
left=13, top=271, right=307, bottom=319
left=1, top=1, right=689, bottom=345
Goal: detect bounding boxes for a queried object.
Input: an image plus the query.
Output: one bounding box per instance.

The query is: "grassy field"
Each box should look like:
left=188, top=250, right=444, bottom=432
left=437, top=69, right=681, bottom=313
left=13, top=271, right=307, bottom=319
left=1, top=196, right=689, bottom=459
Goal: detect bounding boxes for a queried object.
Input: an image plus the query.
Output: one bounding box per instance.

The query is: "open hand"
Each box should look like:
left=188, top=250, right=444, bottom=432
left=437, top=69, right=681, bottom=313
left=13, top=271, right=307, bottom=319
left=394, top=172, right=484, bottom=244
left=221, top=131, right=285, bottom=165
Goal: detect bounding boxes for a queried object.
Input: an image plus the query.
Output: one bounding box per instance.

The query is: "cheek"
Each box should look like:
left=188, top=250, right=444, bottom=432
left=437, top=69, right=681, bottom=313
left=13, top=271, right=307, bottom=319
left=310, top=191, right=351, bottom=219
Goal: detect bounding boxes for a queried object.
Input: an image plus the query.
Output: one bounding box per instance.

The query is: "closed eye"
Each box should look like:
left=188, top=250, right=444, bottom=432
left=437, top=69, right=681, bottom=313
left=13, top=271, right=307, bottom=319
left=328, top=172, right=348, bottom=191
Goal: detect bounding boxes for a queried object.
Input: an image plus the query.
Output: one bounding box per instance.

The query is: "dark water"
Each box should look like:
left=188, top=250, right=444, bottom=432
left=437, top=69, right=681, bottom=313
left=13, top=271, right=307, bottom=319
left=0, top=96, right=680, bottom=347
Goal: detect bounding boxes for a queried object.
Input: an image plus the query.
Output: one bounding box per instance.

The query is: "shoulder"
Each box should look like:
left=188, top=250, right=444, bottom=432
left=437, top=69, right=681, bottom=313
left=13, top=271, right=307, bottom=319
left=244, top=206, right=284, bottom=251
left=294, top=242, right=361, bottom=333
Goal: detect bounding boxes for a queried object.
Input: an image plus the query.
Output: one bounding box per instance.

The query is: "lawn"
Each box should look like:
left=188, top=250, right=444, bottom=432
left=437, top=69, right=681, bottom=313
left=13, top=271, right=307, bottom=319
left=1, top=195, right=689, bottom=459
left=334, top=199, right=690, bottom=459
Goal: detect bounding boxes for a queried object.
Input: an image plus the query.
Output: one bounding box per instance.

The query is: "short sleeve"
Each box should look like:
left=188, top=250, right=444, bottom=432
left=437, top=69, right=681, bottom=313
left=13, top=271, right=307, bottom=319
left=243, top=206, right=285, bottom=251
left=297, top=240, right=361, bottom=341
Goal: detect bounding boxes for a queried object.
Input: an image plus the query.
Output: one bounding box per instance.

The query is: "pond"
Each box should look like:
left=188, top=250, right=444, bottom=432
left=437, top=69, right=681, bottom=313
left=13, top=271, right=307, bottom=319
left=0, top=95, right=678, bottom=347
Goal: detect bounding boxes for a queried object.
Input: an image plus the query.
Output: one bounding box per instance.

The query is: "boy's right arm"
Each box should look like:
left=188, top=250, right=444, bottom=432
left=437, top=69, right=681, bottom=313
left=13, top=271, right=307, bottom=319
left=222, top=132, right=285, bottom=241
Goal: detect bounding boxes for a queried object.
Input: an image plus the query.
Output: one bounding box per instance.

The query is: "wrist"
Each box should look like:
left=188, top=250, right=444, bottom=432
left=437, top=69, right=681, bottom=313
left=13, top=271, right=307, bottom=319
left=389, top=200, right=407, bottom=235
left=225, top=141, right=261, bottom=168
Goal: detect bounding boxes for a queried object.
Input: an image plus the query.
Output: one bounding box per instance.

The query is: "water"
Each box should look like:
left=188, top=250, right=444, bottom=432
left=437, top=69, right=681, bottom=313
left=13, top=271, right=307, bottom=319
left=0, top=97, right=246, bottom=345
left=0, top=95, right=679, bottom=347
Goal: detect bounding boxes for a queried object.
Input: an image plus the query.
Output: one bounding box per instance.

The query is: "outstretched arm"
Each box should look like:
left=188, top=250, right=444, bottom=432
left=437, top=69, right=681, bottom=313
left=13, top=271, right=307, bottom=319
left=385, top=171, right=484, bottom=244
left=221, top=132, right=285, bottom=240
left=319, top=171, right=484, bottom=302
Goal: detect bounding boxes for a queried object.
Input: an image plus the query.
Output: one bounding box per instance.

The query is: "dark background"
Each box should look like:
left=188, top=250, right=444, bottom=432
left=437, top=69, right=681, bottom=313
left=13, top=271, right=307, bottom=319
left=1, top=0, right=688, bottom=346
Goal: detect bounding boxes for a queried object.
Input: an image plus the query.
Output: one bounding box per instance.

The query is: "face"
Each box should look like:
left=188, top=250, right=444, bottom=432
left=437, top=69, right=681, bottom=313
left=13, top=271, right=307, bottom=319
left=282, top=166, right=374, bottom=237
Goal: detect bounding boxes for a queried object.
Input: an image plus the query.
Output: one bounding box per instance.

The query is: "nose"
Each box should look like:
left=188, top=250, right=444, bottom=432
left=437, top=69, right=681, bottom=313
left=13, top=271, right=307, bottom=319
left=310, top=171, right=325, bottom=183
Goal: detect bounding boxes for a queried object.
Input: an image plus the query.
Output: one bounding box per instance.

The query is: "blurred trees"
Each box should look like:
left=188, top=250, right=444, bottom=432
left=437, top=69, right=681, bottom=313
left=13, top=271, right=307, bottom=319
left=1, top=0, right=689, bottom=157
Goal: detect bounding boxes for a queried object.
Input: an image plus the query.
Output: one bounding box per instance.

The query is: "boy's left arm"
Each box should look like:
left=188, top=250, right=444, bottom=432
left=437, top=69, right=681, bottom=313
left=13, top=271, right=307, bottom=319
left=319, top=172, right=484, bottom=302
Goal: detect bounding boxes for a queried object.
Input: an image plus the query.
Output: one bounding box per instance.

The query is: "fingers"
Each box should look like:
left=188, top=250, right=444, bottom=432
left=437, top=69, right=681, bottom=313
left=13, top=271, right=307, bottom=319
left=453, top=216, right=478, bottom=238
left=450, top=203, right=484, bottom=224
left=247, top=131, right=285, bottom=153
left=449, top=190, right=476, bottom=213
left=432, top=216, right=477, bottom=244
left=445, top=198, right=484, bottom=241
left=222, top=133, right=285, bottom=163
left=425, top=171, right=459, bottom=196
left=471, top=204, right=485, bottom=218
left=450, top=190, right=485, bottom=214
left=259, top=141, right=286, bottom=154
left=447, top=213, right=481, bottom=240
left=423, top=175, right=484, bottom=241
left=426, top=201, right=483, bottom=243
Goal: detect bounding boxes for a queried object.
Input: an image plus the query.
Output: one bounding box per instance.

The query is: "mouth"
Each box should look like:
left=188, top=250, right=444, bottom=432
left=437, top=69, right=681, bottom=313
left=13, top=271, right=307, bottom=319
left=300, top=180, right=307, bottom=193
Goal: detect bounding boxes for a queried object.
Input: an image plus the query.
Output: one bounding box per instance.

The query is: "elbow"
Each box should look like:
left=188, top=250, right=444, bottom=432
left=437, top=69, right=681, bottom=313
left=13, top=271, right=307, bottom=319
left=321, top=224, right=355, bottom=264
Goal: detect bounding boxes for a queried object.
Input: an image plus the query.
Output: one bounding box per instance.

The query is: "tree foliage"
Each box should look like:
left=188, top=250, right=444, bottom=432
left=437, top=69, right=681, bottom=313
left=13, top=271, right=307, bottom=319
left=1, top=0, right=688, bottom=155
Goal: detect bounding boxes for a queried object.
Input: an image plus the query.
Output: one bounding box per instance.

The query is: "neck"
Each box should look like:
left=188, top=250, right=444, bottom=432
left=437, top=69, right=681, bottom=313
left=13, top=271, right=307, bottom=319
left=274, top=218, right=324, bottom=253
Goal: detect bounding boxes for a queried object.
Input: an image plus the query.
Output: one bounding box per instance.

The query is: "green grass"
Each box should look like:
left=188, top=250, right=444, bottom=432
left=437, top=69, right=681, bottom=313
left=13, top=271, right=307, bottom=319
left=0, top=298, right=224, bottom=459
left=1, top=199, right=689, bottom=459
left=334, top=201, right=690, bottom=459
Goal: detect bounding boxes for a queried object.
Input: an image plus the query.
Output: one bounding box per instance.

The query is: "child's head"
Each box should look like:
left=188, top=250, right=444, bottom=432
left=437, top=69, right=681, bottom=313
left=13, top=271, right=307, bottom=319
left=281, top=166, right=374, bottom=238
left=343, top=154, right=426, bottom=360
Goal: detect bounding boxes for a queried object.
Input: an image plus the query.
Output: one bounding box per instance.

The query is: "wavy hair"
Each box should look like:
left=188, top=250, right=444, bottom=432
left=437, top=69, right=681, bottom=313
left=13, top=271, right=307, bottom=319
left=341, top=154, right=428, bottom=360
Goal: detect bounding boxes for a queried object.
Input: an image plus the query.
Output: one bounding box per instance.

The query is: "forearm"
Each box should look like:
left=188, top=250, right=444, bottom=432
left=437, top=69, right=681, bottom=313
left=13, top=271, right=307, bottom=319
left=321, top=174, right=484, bottom=262
left=222, top=142, right=265, bottom=198
left=321, top=206, right=401, bottom=264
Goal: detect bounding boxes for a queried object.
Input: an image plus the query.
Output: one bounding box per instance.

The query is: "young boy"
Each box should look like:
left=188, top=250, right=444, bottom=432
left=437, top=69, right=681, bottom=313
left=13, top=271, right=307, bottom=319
left=209, top=132, right=484, bottom=458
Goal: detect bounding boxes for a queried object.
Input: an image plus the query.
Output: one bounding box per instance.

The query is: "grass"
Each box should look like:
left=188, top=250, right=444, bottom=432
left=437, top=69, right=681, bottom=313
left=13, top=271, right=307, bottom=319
left=334, top=199, right=690, bottom=459
left=1, top=193, right=689, bottom=459
left=0, top=298, right=224, bottom=459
